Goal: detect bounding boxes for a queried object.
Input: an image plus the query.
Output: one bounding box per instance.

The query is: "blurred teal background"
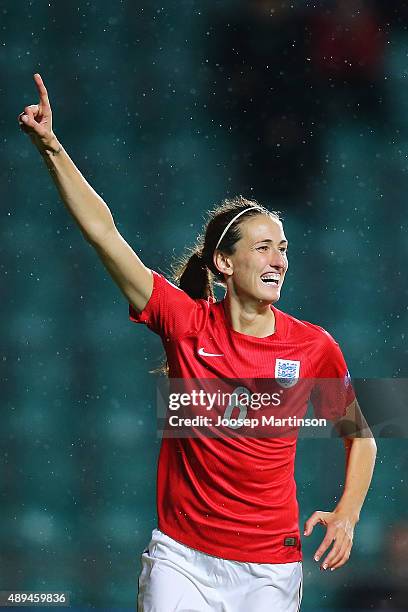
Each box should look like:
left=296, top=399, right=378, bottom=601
left=1, top=1, right=408, bottom=610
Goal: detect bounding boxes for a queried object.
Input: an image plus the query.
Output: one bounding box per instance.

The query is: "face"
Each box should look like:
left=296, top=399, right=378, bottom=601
left=214, top=214, right=288, bottom=304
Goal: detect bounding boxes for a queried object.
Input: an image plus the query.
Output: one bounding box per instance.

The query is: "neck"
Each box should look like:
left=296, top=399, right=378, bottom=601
left=223, top=292, right=276, bottom=338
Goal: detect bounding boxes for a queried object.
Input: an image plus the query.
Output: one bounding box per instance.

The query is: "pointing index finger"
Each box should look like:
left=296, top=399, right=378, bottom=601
left=33, top=73, right=50, bottom=108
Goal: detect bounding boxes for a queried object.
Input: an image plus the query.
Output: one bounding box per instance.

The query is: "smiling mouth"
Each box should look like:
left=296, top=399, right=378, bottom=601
left=261, top=274, right=280, bottom=286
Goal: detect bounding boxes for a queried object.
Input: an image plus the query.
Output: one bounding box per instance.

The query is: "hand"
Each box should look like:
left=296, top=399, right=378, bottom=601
left=303, top=510, right=356, bottom=571
left=18, top=73, right=56, bottom=149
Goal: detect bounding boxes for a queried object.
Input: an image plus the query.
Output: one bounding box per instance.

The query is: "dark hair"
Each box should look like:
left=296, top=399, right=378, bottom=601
left=173, top=195, right=281, bottom=299
left=153, top=195, right=281, bottom=375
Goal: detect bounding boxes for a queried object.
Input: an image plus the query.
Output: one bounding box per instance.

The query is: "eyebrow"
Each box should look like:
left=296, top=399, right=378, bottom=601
left=255, top=239, right=288, bottom=245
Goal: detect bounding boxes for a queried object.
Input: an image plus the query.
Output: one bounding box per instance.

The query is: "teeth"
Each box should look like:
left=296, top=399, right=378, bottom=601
left=261, top=273, right=280, bottom=282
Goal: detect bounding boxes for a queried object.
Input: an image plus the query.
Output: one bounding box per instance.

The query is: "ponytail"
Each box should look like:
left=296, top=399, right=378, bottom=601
left=174, top=250, right=214, bottom=300
left=153, top=195, right=278, bottom=376
left=150, top=249, right=213, bottom=376
left=152, top=250, right=213, bottom=375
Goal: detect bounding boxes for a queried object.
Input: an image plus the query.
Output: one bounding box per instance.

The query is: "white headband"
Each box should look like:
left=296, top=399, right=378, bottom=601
left=215, top=206, right=259, bottom=250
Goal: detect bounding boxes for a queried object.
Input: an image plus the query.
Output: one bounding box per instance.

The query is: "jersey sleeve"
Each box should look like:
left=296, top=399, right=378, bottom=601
left=128, top=270, right=208, bottom=339
left=310, top=330, right=355, bottom=421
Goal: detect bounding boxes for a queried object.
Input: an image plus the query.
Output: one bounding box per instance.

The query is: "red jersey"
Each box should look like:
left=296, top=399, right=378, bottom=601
left=129, top=271, right=355, bottom=563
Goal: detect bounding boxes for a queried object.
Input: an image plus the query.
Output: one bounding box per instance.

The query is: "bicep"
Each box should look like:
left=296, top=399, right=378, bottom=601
left=92, top=227, right=153, bottom=313
left=334, top=398, right=374, bottom=440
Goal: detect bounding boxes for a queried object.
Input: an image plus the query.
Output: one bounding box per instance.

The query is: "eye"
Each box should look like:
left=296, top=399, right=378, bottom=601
left=256, top=245, right=269, bottom=252
left=279, top=247, right=288, bottom=254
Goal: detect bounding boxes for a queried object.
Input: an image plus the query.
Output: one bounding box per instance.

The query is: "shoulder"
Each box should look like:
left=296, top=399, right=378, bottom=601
left=279, top=311, right=339, bottom=352
left=130, top=270, right=213, bottom=337
left=276, top=308, right=337, bottom=346
left=156, top=271, right=214, bottom=320
left=278, top=310, right=350, bottom=377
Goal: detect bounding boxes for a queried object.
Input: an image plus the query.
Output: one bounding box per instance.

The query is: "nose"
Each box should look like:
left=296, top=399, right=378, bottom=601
left=269, top=248, right=286, bottom=270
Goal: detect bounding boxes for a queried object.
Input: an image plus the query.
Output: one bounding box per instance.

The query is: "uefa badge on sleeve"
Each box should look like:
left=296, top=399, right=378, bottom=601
left=275, top=359, right=301, bottom=388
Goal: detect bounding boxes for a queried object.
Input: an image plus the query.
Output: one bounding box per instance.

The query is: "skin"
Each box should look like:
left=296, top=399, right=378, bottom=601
left=213, top=215, right=288, bottom=338
left=19, top=74, right=376, bottom=573
left=18, top=74, right=154, bottom=313
left=214, top=217, right=377, bottom=571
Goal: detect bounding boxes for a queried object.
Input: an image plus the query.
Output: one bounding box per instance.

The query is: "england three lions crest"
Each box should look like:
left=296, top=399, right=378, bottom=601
left=275, top=359, right=301, bottom=388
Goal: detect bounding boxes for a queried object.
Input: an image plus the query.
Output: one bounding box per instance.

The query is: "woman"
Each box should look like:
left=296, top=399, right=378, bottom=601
left=19, top=73, right=377, bottom=612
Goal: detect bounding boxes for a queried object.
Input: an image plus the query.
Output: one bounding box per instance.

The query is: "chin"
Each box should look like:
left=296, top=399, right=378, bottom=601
left=258, top=287, right=281, bottom=304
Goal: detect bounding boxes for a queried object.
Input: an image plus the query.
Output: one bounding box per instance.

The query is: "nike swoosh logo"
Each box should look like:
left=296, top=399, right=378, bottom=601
left=198, top=347, right=224, bottom=357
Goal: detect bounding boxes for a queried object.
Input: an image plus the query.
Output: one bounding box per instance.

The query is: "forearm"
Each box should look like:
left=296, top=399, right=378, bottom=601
left=37, top=135, right=115, bottom=242
left=334, top=437, right=377, bottom=521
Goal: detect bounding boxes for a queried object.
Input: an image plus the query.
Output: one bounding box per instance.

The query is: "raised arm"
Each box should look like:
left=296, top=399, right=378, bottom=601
left=18, top=73, right=153, bottom=313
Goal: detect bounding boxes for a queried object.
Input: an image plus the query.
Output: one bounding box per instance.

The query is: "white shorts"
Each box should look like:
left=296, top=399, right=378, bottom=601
left=138, top=528, right=302, bottom=612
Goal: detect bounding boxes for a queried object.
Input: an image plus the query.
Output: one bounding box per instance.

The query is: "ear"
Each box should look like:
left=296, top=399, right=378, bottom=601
left=213, top=250, right=233, bottom=277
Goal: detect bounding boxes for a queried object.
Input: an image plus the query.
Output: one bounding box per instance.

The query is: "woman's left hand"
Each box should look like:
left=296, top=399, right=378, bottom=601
left=303, top=510, right=357, bottom=571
